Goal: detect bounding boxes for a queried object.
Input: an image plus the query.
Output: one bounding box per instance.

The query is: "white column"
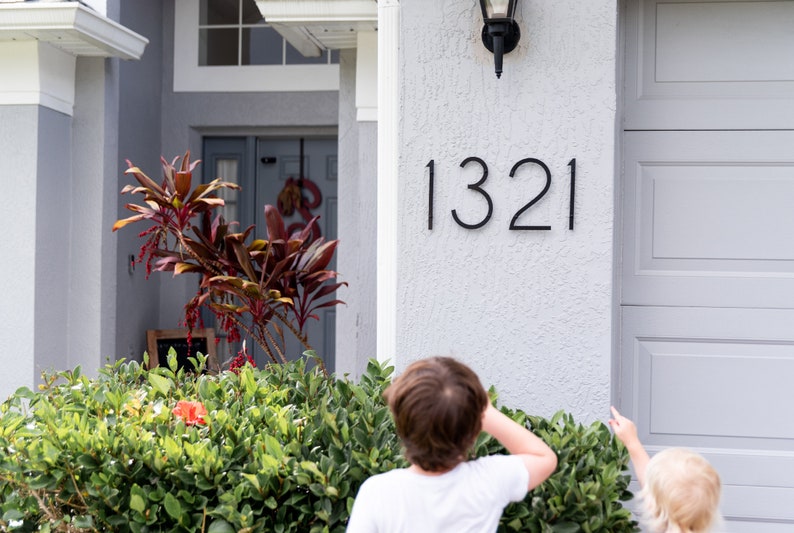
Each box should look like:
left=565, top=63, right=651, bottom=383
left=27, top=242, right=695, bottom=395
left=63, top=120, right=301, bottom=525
left=0, top=105, right=38, bottom=401
left=376, top=0, right=399, bottom=363
left=0, top=41, right=76, bottom=115
left=355, top=31, right=378, bottom=122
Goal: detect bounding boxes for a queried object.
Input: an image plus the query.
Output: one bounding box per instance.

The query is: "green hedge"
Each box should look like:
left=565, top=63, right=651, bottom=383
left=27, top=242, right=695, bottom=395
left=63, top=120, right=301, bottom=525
left=0, top=354, right=638, bottom=532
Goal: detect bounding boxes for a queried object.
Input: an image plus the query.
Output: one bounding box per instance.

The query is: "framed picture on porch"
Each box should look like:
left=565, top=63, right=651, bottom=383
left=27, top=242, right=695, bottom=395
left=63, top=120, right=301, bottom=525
left=145, top=328, right=219, bottom=373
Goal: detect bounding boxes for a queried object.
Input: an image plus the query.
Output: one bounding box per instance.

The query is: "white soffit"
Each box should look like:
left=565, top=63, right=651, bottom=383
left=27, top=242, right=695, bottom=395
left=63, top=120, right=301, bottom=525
left=256, top=0, right=376, bottom=56
left=0, top=2, right=148, bottom=60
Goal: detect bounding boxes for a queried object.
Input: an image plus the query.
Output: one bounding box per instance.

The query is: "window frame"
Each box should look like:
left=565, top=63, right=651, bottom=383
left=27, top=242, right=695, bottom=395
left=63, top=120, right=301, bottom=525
left=173, top=0, right=339, bottom=93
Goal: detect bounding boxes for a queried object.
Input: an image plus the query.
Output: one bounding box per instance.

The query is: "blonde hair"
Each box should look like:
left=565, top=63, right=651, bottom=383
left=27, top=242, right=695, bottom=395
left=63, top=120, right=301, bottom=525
left=640, top=448, right=721, bottom=533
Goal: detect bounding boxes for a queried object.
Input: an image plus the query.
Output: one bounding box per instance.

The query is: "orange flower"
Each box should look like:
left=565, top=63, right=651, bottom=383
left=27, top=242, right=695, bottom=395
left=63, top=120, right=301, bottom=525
left=172, top=400, right=208, bottom=426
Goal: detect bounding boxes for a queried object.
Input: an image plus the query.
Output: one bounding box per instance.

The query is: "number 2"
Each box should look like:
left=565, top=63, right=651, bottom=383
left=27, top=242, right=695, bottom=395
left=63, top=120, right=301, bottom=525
left=509, top=158, right=551, bottom=231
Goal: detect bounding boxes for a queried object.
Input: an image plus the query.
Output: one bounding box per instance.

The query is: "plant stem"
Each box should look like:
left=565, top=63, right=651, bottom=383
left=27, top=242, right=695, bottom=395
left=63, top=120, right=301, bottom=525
left=272, top=310, right=327, bottom=375
left=30, top=489, right=63, bottom=528
left=259, top=323, right=288, bottom=365
left=228, top=314, right=279, bottom=365
left=273, top=310, right=311, bottom=350
left=176, top=232, right=225, bottom=277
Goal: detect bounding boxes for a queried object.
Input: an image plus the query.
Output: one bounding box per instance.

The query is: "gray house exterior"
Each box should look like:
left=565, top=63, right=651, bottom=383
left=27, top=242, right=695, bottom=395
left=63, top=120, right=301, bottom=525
left=1, top=1, right=792, bottom=530
left=0, top=0, right=376, bottom=388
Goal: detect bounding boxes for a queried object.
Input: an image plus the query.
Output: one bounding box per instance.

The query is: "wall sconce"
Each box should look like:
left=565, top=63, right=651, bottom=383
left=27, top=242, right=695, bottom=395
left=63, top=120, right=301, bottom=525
left=479, top=0, right=520, bottom=78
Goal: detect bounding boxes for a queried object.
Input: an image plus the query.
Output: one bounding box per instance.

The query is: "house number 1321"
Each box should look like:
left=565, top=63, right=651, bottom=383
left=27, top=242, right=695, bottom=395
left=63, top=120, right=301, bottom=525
left=425, top=157, right=576, bottom=231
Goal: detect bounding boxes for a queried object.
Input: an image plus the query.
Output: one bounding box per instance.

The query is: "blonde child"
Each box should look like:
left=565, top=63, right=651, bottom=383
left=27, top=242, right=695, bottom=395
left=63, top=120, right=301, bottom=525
left=347, top=356, right=558, bottom=532
left=609, top=406, right=722, bottom=533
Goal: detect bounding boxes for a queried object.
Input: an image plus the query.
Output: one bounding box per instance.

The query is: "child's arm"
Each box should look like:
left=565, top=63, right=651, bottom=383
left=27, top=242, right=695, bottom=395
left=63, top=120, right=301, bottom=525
left=481, top=404, right=558, bottom=490
left=608, top=406, right=650, bottom=487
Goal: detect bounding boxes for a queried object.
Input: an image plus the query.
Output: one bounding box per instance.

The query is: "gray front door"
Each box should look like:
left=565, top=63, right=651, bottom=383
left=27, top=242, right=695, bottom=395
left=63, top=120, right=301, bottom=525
left=619, top=1, right=794, bottom=530
left=255, top=138, right=338, bottom=371
left=202, top=136, right=339, bottom=372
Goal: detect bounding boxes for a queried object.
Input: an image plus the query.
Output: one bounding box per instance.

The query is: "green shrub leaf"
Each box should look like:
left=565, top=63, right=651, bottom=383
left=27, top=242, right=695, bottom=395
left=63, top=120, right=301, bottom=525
left=163, top=493, right=182, bottom=520
left=208, top=520, right=236, bottom=533
left=129, top=485, right=146, bottom=513
left=148, top=373, right=172, bottom=396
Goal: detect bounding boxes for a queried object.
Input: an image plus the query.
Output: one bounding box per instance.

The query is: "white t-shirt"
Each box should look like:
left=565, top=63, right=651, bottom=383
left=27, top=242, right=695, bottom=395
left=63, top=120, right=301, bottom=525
left=346, top=455, right=529, bottom=533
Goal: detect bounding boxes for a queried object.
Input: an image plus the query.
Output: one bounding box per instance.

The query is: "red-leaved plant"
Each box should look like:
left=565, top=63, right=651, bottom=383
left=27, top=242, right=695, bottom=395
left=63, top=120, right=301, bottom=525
left=112, top=151, right=345, bottom=373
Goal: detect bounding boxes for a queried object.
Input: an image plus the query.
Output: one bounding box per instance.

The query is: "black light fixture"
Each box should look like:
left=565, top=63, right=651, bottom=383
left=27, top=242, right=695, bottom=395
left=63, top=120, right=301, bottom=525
left=479, top=0, right=520, bottom=79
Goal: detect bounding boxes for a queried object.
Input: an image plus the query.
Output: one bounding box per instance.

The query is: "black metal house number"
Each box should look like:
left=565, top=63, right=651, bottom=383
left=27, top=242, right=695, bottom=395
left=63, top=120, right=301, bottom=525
left=425, top=157, right=576, bottom=231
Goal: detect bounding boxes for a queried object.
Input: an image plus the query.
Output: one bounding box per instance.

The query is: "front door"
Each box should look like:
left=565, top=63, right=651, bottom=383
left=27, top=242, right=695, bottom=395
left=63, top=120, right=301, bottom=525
left=202, top=136, right=339, bottom=372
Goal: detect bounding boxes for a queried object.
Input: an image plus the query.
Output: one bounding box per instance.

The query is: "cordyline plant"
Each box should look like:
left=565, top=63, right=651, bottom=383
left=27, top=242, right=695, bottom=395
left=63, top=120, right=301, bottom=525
left=112, top=151, right=345, bottom=372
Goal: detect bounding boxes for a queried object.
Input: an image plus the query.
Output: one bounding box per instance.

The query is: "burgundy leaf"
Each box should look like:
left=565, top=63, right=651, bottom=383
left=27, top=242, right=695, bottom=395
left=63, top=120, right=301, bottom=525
left=174, top=170, right=192, bottom=200
left=264, top=204, right=287, bottom=241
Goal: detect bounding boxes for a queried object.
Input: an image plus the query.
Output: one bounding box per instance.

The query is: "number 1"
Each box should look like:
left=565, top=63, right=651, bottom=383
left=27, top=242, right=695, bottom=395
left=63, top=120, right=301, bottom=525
left=426, top=160, right=434, bottom=230
left=568, top=158, right=576, bottom=230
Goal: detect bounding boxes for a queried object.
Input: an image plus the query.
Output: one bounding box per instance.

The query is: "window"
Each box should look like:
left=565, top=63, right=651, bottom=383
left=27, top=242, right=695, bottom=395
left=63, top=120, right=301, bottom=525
left=174, top=0, right=340, bottom=92
left=198, top=0, right=339, bottom=66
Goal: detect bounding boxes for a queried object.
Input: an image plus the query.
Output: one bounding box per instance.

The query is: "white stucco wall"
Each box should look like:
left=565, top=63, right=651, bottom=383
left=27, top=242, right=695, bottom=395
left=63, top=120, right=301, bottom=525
left=0, top=81, right=118, bottom=403
left=0, top=106, right=38, bottom=400
left=337, top=49, right=379, bottom=377
left=34, top=107, right=72, bottom=379
left=70, top=56, right=119, bottom=374
left=395, top=1, right=617, bottom=421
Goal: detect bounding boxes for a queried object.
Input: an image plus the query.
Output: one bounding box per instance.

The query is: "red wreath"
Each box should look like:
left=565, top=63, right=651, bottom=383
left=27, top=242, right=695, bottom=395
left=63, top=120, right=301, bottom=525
left=276, top=177, right=322, bottom=238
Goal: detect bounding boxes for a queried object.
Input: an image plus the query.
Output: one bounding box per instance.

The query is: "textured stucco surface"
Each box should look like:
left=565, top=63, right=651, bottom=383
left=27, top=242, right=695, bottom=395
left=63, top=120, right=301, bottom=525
left=35, top=107, right=72, bottom=377
left=0, top=106, right=39, bottom=400
left=396, top=0, right=617, bottom=421
left=68, top=55, right=120, bottom=376
left=336, top=49, right=379, bottom=378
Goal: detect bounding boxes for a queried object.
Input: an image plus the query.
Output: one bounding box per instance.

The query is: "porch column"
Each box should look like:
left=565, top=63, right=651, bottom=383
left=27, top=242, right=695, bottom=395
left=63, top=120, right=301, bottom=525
left=376, top=0, right=400, bottom=363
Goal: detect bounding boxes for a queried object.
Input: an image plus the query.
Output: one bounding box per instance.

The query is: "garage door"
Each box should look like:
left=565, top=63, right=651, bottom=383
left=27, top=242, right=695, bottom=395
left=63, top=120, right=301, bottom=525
left=619, top=1, right=794, bottom=531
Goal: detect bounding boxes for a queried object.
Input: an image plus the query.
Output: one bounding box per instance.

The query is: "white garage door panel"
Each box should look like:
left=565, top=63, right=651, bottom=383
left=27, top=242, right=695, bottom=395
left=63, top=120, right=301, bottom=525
left=656, top=2, right=794, bottom=82
left=723, top=522, right=794, bottom=533
left=722, top=486, right=794, bottom=522
left=625, top=0, right=794, bottom=130
left=621, top=306, right=794, bottom=526
left=621, top=306, right=794, bottom=447
left=652, top=169, right=794, bottom=260
left=623, top=130, right=794, bottom=308
left=647, top=349, right=794, bottom=440
left=709, top=453, right=794, bottom=489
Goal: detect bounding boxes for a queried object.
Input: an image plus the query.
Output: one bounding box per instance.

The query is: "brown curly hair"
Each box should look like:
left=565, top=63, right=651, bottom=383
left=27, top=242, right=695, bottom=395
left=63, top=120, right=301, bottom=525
left=384, top=356, right=489, bottom=472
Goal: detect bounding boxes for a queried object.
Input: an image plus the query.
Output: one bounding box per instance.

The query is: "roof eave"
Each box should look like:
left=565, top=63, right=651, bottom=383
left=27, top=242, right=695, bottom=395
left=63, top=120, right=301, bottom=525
left=0, top=2, right=149, bottom=60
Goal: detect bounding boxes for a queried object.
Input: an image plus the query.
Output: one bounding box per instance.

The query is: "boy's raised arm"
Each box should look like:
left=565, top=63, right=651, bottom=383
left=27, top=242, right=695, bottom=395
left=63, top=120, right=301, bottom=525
left=481, top=404, right=558, bottom=490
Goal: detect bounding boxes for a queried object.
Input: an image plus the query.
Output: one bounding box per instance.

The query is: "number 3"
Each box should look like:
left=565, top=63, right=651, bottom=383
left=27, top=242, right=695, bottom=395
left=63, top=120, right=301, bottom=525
left=451, top=157, right=493, bottom=230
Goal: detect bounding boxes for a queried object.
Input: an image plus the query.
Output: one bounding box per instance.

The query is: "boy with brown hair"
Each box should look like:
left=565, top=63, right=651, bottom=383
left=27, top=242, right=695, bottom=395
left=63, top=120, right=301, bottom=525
left=609, top=407, right=722, bottom=533
left=346, top=356, right=558, bottom=532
